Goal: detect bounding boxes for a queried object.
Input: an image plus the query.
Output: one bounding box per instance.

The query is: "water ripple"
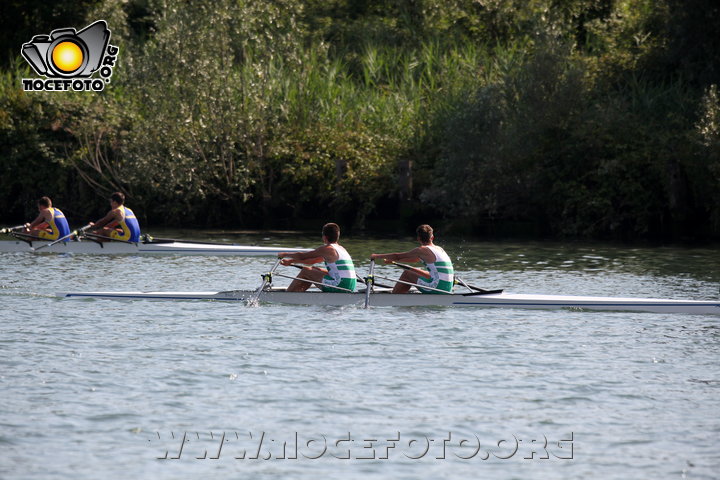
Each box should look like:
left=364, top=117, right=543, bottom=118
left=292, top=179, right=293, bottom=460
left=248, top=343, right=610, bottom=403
left=1, top=239, right=719, bottom=479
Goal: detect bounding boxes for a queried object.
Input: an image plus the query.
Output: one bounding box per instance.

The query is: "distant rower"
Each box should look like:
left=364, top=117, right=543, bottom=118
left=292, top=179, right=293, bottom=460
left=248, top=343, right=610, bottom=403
left=370, top=224, right=454, bottom=294
left=89, top=191, right=141, bottom=242
left=23, top=196, right=71, bottom=241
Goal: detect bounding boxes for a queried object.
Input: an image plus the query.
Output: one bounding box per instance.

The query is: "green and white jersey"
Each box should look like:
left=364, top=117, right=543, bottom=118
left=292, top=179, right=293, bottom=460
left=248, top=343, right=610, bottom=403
left=417, top=245, right=454, bottom=293
left=322, top=244, right=357, bottom=293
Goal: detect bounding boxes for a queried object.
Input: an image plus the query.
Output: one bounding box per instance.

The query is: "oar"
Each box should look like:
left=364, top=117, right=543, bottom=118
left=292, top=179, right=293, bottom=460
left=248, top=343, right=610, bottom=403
left=82, top=232, right=137, bottom=244
left=247, top=258, right=281, bottom=305
left=392, top=261, right=502, bottom=295
left=0, top=225, right=25, bottom=235
left=272, top=272, right=355, bottom=292
left=364, top=259, right=375, bottom=308
left=7, top=231, right=37, bottom=241
left=288, top=263, right=393, bottom=289
left=359, top=274, right=393, bottom=289
left=33, top=224, right=91, bottom=251
left=391, top=261, right=431, bottom=278
left=455, top=276, right=503, bottom=295
left=372, top=273, right=452, bottom=294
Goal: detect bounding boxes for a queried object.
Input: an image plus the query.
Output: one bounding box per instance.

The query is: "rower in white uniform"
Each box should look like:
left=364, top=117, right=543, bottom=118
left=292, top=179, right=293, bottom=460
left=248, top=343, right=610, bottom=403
left=277, top=223, right=357, bottom=293
left=370, top=224, right=454, bottom=294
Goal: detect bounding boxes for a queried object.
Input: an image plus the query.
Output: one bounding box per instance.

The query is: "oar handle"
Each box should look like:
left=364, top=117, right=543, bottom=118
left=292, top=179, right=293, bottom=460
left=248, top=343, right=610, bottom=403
left=0, top=224, right=26, bottom=234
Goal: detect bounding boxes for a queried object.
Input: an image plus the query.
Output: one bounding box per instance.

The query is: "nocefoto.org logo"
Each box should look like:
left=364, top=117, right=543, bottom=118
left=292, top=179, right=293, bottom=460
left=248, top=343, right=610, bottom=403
left=21, top=20, right=119, bottom=92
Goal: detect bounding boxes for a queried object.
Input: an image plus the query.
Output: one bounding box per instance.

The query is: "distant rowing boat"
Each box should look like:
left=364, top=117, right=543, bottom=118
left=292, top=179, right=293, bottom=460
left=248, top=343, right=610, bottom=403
left=0, top=238, right=309, bottom=256
left=56, top=287, right=720, bottom=315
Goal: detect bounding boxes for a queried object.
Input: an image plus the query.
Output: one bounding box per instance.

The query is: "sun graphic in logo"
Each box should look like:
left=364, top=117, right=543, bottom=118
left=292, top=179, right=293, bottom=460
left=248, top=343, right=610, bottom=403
left=51, top=41, right=84, bottom=73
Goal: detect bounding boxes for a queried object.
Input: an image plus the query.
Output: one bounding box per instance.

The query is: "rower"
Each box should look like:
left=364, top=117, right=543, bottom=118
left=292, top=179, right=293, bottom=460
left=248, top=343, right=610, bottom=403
left=22, top=196, right=72, bottom=241
left=277, top=223, right=357, bottom=293
left=370, top=224, right=454, bottom=294
left=88, top=191, right=141, bottom=242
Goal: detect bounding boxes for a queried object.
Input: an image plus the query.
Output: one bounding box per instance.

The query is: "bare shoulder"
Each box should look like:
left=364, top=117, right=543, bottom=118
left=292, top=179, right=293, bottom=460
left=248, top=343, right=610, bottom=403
left=409, top=245, right=429, bottom=255
left=311, top=243, right=332, bottom=254
left=299, top=243, right=329, bottom=258
left=413, top=245, right=435, bottom=263
left=321, top=243, right=340, bottom=262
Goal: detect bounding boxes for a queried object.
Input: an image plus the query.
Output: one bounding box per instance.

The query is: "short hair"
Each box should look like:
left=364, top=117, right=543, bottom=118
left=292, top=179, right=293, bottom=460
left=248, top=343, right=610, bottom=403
left=110, top=192, right=125, bottom=205
left=322, top=223, right=340, bottom=243
left=38, top=196, right=52, bottom=208
left=416, top=224, right=433, bottom=244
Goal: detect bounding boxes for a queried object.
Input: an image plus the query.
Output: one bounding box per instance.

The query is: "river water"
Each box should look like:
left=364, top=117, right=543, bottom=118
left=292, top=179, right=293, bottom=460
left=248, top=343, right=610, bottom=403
left=1, top=231, right=719, bottom=479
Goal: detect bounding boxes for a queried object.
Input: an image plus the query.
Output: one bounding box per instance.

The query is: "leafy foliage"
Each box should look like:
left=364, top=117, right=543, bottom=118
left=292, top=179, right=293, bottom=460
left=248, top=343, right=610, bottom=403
left=1, top=0, right=719, bottom=239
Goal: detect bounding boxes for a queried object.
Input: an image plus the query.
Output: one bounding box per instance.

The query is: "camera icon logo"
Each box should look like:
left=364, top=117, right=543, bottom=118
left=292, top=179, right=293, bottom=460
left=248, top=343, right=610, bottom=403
left=21, top=20, right=119, bottom=92
left=22, top=20, right=110, bottom=77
